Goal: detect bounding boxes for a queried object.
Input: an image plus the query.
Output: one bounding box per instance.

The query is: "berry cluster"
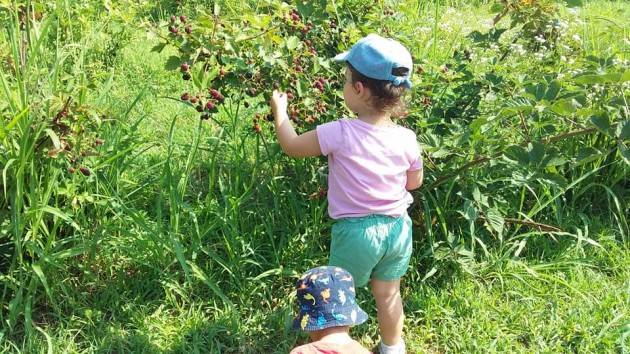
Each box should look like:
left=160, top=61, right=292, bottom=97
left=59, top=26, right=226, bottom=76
left=169, top=15, right=191, bottom=36
left=180, top=87, right=224, bottom=120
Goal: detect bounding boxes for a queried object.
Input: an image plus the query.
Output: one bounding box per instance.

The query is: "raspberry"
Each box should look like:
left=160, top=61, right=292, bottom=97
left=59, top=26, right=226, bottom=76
left=181, top=92, right=190, bottom=101
left=180, top=62, right=189, bottom=72
left=205, top=101, right=215, bottom=110
left=179, top=15, right=187, bottom=23
left=169, top=26, right=179, bottom=34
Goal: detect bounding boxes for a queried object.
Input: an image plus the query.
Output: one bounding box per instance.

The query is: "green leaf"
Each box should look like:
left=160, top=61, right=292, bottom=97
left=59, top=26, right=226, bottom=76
left=590, top=113, right=611, bottom=135
left=0, top=107, right=29, bottom=139
left=44, top=129, right=61, bottom=150
left=549, top=98, right=580, bottom=115
left=151, top=43, right=166, bottom=53
left=164, top=56, right=181, bottom=71
left=620, top=144, right=630, bottom=165
left=576, top=147, right=605, bottom=165
left=461, top=200, right=478, bottom=222
left=573, top=72, right=622, bottom=84
left=544, top=80, right=561, bottom=101
left=528, top=141, right=545, bottom=166
left=490, top=3, right=505, bottom=13
left=285, top=36, right=300, bottom=50
left=616, top=120, right=630, bottom=140
left=485, top=207, right=504, bottom=237
left=32, top=263, right=52, bottom=300
left=564, top=0, right=583, bottom=7
left=504, top=145, right=530, bottom=165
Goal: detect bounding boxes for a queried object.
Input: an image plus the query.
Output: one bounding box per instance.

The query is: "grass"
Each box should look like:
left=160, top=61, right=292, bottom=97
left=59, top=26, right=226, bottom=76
left=1, top=0, right=629, bottom=353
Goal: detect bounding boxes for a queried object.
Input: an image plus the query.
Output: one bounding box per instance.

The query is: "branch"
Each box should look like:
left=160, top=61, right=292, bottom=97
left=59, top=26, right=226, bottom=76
left=425, top=126, right=602, bottom=191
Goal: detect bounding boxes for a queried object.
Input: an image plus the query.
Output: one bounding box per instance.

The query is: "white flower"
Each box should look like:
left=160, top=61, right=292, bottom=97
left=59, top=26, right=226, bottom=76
left=534, top=36, right=546, bottom=44
left=560, top=55, right=567, bottom=62
left=572, top=34, right=581, bottom=42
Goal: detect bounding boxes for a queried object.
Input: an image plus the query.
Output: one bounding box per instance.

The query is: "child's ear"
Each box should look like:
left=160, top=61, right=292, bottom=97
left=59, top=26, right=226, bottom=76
left=353, top=81, right=364, bottom=94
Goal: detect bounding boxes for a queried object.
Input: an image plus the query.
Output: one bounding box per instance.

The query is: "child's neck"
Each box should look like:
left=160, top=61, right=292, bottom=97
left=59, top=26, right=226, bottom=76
left=357, top=111, right=393, bottom=126
left=310, top=326, right=353, bottom=344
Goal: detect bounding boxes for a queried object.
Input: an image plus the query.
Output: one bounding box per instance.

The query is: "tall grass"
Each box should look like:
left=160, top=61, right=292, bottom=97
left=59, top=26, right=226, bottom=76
left=0, top=0, right=628, bottom=352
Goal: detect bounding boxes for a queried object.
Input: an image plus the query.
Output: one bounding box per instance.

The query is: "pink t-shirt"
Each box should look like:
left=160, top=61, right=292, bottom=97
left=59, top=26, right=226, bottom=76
left=316, top=118, right=422, bottom=219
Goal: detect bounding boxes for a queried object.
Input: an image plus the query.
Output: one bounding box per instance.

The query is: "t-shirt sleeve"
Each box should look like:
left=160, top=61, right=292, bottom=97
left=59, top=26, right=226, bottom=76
left=316, top=120, right=343, bottom=156
left=408, top=134, right=423, bottom=171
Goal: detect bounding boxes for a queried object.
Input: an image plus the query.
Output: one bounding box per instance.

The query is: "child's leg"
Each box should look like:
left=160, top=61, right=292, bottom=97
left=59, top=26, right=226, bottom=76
left=371, top=278, right=404, bottom=345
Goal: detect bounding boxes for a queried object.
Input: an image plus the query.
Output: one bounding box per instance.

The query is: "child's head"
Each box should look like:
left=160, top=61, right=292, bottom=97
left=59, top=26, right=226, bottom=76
left=334, top=34, right=413, bottom=116
left=292, top=266, right=367, bottom=337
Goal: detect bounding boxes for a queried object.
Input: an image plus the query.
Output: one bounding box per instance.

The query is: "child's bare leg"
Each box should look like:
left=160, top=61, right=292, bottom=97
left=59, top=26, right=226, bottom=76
left=371, top=278, right=404, bottom=345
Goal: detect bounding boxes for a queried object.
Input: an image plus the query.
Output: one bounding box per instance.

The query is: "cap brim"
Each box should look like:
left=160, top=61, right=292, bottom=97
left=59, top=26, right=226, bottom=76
left=333, top=51, right=349, bottom=62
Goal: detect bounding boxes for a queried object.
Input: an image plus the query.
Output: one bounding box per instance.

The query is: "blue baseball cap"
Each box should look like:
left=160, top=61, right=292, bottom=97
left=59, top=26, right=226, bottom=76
left=292, top=266, right=368, bottom=332
left=334, top=33, right=413, bottom=88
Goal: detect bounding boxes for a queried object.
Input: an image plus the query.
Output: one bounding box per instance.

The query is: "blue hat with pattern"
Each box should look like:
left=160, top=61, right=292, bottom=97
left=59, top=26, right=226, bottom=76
left=334, top=33, right=413, bottom=88
left=292, top=266, right=368, bottom=332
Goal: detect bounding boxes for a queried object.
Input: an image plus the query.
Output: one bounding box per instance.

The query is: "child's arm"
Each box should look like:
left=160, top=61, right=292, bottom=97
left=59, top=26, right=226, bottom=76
left=270, top=90, right=322, bottom=158
left=406, top=169, right=423, bottom=190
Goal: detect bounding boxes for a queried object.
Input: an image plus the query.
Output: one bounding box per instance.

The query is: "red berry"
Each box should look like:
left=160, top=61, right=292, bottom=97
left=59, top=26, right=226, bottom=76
left=179, top=15, right=187, bottom=23
left=190, top=96, right=198, bottom=104
left=296, top=65, right=303, bottom=72
left=181, top=92, right=190, bottom=101
left=253, top=123, right=261, bottom=133
left=181, top=62, right=189, bottom=72
left=209, top=89, right=220, bottom=99
left=185, top=26, right=192, bottom=34
left=205, top=101, right=215, bottom=110
left=169, top=26, right=179, bottom=34
left=79, top=167, right=91, bottom=176
left=287, top=92, right=294, bottom=100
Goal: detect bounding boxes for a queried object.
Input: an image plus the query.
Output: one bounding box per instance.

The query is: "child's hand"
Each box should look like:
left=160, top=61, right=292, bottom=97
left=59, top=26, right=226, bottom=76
left=270, top=90, right=288, bottom=117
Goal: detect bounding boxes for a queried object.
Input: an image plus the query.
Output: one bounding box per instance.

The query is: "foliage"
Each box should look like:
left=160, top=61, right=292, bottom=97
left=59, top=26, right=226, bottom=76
left=0, top=0, right=628, bottom=352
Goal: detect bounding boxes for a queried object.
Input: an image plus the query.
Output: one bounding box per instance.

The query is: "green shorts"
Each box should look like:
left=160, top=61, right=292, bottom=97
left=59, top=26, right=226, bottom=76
left=328, top=214, right=413, bottom=287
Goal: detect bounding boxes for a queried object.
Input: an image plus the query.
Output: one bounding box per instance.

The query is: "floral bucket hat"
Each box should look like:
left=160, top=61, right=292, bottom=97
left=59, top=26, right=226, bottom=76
left=292, top=266, right=368, bottom=331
